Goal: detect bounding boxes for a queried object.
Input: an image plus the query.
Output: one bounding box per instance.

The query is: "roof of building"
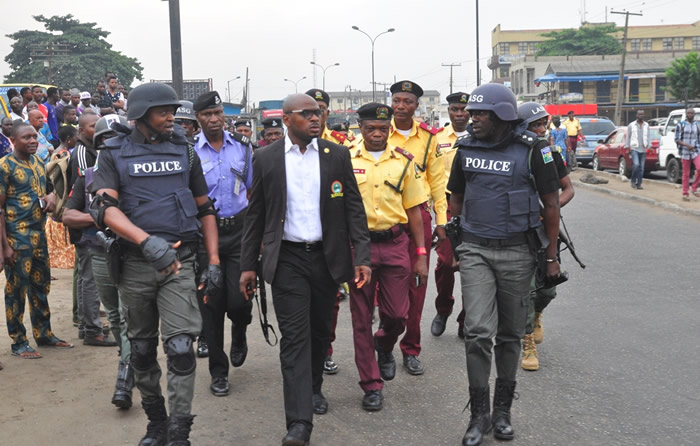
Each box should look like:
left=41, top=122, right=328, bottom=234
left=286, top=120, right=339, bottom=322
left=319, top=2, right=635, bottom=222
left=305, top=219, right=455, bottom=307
left=545, top=55, right=677, bottom=76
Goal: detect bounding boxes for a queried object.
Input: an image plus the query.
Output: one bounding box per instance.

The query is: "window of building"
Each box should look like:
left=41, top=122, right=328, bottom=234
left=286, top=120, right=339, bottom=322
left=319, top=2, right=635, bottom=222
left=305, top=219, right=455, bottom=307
left=526, top=68, right=535, bottom=94
left=655, top=78, right=667, bottom=102
left=568, top=82, right=583, bottom=95
left=499, top=42, right=509, bottom=55
left=630, top=39, right=640, bottom=51
left=529, top=42, right=537, bottom=54
left=663, top=38, right=673, bottom=50
left=629, top=78, right=639, bottom=102
left=518, top=42, right=528, bottom=54
left=596, top=81, right=611, bottom=103
left=642, top=38, right=652, bottom=51
left=673, top=37, right=684, bottom=49
left=693, top=37, right=700, bottom=50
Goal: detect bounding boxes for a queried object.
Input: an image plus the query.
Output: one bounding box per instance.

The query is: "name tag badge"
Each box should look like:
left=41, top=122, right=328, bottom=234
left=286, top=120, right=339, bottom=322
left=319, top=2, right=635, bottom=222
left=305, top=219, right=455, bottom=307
left=462, top=157, right=514, bottom=177
left=129, top=160, right=184, bottom=176
left=234, top=177, right=241, bottom=195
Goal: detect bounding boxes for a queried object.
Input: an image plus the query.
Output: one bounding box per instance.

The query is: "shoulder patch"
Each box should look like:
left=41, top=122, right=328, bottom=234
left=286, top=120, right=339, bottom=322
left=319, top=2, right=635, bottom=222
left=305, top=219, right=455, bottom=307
left=347, top=133, right=355, bottom=141
left=230, top=131, right=251, bottom=146
left=419, top=121, right=440, bottom=135
left=394, top=147, right=414, bottom=160
left=540, top=147, right=554, bottom=164
left=330, top=130, right=346, bottom=143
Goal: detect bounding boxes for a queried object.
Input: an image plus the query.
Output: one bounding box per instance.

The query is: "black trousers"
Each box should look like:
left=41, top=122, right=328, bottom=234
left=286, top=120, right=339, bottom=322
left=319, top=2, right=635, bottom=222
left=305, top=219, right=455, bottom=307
left=271, top=243, right=337, bottom=430
left=196, top=214, right=252, bottom=379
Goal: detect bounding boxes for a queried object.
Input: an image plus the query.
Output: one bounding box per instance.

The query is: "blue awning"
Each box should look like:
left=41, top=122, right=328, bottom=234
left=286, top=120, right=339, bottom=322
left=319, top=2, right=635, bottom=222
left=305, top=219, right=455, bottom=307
left=535, top=73, right=626, bottom=83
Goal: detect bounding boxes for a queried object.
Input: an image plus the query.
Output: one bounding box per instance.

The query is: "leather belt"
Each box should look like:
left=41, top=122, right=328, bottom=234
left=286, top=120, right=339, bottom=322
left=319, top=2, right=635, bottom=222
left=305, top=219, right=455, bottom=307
left=282, top=240, right=323, bottom=252
left=461, top=232, right=528, bottom=248
left=369, top=224, right=403, bottom=243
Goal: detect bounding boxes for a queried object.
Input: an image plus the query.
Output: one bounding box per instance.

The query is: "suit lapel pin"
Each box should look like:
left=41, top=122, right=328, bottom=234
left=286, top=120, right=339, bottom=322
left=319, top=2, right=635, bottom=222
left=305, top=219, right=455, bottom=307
left=324, top=148, right=330, bottom=154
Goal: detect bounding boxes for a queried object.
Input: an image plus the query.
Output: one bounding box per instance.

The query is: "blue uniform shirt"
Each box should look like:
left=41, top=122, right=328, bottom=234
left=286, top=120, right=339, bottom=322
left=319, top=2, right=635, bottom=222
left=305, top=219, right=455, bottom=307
left=195, top=131, right=252, bottom=218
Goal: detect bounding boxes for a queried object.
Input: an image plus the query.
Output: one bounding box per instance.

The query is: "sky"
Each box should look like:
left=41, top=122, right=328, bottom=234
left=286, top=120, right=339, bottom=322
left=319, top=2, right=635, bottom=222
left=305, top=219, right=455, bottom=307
left=0, top=0, right=694, bottom=105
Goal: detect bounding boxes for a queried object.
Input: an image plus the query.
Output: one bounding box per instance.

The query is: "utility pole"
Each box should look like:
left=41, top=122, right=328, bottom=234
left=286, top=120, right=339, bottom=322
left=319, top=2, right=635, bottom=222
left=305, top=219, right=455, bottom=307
left=611, top=10, right=642, bottom=125
left=244, top=67, right=250, bottom=114
left=30, top=42, right=70, bottom=84
left=371, top=81, right=392, bottom=104
left=442, top=63, right=462, bottom=94
left=166, top=0, right=184, bottom=99
left=475, top=0, right=481, bottom=86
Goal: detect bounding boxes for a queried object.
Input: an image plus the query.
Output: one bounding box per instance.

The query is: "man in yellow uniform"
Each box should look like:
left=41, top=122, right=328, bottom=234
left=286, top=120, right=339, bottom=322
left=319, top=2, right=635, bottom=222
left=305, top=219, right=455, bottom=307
left=563, top=110, right=584, bottom=169
left=306, top=88, right=356, bottom=147
left=349, top=102, right=428, bottom=411
left=431, top=92, right=470, bottom=339
left=305, top=88, right=354, bottom=376
left=386, top=80, right=447, bottom=376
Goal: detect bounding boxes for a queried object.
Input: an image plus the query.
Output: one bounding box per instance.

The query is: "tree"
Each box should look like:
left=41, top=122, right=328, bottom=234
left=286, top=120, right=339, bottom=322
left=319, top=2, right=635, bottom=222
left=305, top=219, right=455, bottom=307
left=4, top=15, right=143, bottom=91
left=665, top=52, right=700, bottom=107
left=536, top=24, right=622, bottom=56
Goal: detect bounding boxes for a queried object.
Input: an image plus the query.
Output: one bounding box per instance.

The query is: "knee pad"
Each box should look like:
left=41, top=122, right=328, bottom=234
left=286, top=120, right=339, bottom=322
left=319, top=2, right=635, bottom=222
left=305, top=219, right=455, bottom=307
left=164, top=334, right=196, bottom=376
left=131, top=338, right=159, bottom=371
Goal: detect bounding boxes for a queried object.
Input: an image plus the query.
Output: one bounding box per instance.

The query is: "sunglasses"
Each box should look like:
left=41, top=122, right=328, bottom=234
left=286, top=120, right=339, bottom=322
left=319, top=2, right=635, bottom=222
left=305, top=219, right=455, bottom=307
left=286, top=109, right=323, bottom=119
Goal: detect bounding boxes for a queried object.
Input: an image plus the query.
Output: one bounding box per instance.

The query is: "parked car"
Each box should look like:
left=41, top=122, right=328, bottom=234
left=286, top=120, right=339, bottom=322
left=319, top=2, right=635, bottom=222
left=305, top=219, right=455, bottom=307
left=575, top=117, right=616, bottom=167
left=657, top=107, right=700, bottom=183
left=592, top=126, right=660, bottom=177
left=648, top=117, right=667, bottom=127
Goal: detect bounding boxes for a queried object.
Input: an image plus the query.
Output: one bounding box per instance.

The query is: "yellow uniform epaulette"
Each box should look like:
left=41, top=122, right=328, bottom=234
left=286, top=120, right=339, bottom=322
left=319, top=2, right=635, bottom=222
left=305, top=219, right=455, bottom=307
left=346, top=132, right=356, bottom=142
left=419, top=121, right=440, bottom=135
left=394, top=147, right=414, bottom=161
left=330, top=130, right=347, bottom=143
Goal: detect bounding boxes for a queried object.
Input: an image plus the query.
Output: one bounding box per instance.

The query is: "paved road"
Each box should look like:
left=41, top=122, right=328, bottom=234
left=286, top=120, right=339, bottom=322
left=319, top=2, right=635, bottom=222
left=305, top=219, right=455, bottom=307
left=2, top=187, right=699, bottom=445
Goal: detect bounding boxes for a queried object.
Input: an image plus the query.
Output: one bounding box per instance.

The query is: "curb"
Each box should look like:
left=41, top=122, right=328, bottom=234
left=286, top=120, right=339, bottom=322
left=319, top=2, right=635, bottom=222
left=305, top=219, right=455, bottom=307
left=572, top=180, right=700, bottom=218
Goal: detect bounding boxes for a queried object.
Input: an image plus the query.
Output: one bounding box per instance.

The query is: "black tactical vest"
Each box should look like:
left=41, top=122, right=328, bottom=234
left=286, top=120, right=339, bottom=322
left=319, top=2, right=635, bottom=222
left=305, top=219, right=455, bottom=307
left=456, top=137, right=541, bottom=239
left=109, top=136, right=199, bottom=243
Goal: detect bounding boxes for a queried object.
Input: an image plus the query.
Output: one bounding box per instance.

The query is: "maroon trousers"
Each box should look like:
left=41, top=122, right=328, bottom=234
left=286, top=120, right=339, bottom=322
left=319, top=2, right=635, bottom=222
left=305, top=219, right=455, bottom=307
left=349, top=232, right=410, bottom=392
left=389, top=205, right=432, bottom=357
left=433, top=206, right=465, bottom=325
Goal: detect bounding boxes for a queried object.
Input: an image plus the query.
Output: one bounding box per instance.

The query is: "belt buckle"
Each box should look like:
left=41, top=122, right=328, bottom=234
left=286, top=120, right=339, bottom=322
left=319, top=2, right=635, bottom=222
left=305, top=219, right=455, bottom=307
left=304, top=243, right=313, bottom=252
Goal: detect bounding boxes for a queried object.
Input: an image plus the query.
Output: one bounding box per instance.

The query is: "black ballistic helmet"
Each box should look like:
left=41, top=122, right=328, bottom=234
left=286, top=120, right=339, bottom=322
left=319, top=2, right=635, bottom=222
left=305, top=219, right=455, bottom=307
left=517, top=102, right=550, bottom=126
left=466, top=83, right=518, bottom=121
left=127, top=83, right=181, bottom=121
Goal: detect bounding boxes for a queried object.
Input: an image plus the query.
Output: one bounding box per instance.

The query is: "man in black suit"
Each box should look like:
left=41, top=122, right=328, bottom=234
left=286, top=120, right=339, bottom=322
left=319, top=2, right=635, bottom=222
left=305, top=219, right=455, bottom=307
left=240, top=93, right=371, bottom=446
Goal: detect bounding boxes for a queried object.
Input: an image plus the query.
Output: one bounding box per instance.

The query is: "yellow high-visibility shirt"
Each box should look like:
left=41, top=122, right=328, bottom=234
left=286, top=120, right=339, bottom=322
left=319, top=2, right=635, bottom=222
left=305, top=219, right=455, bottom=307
left=563, top=118, right=581, bottom=137
left=350, top=141, right=425, bottom=231
left=388, top=119, right=447, bottom=225
left=436, top=126, right=461, bottom=187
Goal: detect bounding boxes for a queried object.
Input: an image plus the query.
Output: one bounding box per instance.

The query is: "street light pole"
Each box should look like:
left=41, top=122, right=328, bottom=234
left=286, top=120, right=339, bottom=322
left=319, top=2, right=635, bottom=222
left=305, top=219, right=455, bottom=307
left=226, top=76, right=241, bottom=102
left=310, top=62, right=340, bottom=91
left=352, top=26, right=395, bottom=102
left=284, top=76, right=307, bottom=93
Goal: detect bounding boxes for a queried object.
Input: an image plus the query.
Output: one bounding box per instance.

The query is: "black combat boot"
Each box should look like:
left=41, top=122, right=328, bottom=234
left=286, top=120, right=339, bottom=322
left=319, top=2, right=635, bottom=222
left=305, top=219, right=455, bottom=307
left=230, top=325, right=248, bottom=367
left=111, top=360, right=134, bottom=409
left=492, top=378, right=517, bottom=440
left=462, top=386, right=491, bottom=446
left=166, top=414, right=195, bottom=446
left=139, top=396, right=168, bottom=446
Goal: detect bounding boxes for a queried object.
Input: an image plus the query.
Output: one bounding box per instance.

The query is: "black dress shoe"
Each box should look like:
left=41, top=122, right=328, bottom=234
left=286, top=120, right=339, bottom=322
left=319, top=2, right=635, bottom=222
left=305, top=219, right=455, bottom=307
left=362, top=389, right=383, bottom=411
left=431, top=314, right=448, bottom=336
left=210, top=376, right=230, bottom=397
left=230, top=326, right=248, bottom=367
left=281, top=422, right=310, bottom=446
left=196, top=336, right=209, bottom=358
left=323, top=356, right=339, bottom=375
left=376, top=348, right=396, bottom=381
left=403, top=355, right=424, bottom=375
left=312, top=392, right=328, bottom=414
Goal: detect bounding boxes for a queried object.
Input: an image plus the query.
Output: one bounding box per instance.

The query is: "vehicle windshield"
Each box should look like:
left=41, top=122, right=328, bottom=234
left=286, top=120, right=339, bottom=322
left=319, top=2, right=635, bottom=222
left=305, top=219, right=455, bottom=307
left=581, top=120, right=616, bottom=136
left=650, top=128, right=661, bottom=140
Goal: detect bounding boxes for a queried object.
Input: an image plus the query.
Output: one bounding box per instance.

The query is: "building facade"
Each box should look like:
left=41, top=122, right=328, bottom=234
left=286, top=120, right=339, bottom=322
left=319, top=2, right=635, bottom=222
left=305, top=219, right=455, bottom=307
left=489, top=21, right=700, bottom=82
left=149, top=78, right=214, bottom=102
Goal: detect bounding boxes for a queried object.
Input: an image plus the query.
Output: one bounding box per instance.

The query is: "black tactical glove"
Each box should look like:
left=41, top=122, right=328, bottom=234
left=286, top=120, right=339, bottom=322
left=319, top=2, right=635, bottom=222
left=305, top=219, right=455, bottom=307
left=200, top=264, right=223, bottom=302
left=140, top=236, right=178, bottom=271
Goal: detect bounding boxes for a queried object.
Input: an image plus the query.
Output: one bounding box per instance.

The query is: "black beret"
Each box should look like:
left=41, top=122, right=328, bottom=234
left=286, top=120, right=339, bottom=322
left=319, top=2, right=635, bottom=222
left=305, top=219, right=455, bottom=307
left=446, top=92, right=470, bottom=104
left=262, top=118, right=282, bottom=129
left=357, top=103, right=393, bottom=121
left=390, top=80, right=423, bottom=98
left=234, top=119, right=252, bottom=128
left=193, top=91, right=223, bottom=112
left=305, top=89, right=330, bottom=105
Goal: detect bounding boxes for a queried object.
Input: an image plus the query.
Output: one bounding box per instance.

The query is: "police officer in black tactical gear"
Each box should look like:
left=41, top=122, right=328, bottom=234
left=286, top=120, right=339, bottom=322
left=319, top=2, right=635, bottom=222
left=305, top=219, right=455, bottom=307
left=90, top=82, right=222, bottom=446
left=447, top=83, right=561, bottom=446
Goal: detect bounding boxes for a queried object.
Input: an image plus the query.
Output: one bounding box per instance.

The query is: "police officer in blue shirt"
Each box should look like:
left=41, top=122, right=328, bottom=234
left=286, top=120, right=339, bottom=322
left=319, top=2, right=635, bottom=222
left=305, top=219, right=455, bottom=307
left=192, top=91, right=254, bottom=397
left=447, top=84, right=561, bottom=446
left=90, top=82, right=221, bottom=446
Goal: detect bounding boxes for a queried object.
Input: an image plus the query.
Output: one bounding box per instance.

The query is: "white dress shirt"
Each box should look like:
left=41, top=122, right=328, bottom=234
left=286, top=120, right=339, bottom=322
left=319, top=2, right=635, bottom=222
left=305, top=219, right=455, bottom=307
left=283, top=135, right=323, bottom=242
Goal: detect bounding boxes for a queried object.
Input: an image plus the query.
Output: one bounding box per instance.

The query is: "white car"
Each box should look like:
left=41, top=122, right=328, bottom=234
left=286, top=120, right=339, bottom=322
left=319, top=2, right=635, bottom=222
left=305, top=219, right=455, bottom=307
left=658, top=107, right=700, bottom=183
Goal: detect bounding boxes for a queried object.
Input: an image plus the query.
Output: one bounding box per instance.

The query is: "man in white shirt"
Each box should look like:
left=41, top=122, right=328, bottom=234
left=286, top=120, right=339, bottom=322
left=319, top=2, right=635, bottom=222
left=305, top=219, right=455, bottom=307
left=625, top=110, right=650, bottom=190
